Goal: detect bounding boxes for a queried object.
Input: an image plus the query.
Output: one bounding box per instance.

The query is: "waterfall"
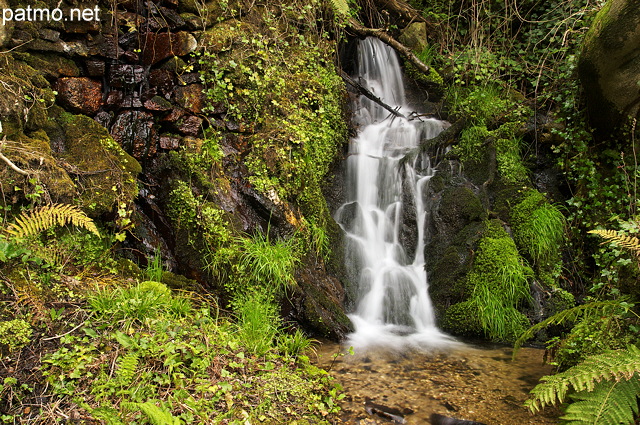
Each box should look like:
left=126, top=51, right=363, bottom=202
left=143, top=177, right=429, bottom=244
left=336, top=37, right=456, bottom=350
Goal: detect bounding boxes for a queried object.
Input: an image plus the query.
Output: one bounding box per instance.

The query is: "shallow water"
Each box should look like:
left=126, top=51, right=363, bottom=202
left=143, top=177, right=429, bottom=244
left=316, top=341, right=561, bottom=424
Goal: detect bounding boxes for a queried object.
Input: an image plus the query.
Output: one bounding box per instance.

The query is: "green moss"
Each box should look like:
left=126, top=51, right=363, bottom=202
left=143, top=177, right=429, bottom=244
left=52, top=113, right=140, bottom=216
left=445, top=220, right=533, bottom=342
left=443, top=300, right=482, bottom=336
left=0, top=319, right=32, bottom=354
left=510, top=188, right=565, bottom=266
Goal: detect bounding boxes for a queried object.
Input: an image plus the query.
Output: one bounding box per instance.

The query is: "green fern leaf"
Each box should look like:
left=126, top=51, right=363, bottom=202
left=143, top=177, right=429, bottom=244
left=527, top=346, right=640, bottom=413
left=122, top=401, right=181, bottom=425
left=588, top=229, right=640, bottom=256
left=328, top=0, right=350, bottom=16
left=5, top=203, right=99, bottom=238
left=90, top=406, right=125, bottom=425
left=513, top=300, right=619, bottom=357
left=561, top=376, right=640, bottom=425
left=116, top=352, right=139, bottom=387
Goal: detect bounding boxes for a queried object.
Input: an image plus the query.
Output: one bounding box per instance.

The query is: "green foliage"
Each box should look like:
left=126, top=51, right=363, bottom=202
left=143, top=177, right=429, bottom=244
left=5, top=203, right=99, bottom=238
left=511, top=189, right=566, bottom=265
left=278, top=328, right=317, bottom=358
left=234, top=231, right=300, bottom=296
left=0, top=319, right=32, bottom=353
left=527, top=345, right=640, bottom=425
left=232, top=290, right=281, bottom=357
left=445, top=220, right=532, bottom=342
left=42, top=283, right=339, bottom=423
left=89, top=281, right=191, bottom=328
left=145, top=249, right=164, bottom=283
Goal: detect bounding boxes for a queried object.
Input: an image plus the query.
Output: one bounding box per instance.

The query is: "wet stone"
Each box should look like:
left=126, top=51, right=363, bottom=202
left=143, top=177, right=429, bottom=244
left=177, top=115, right=203, bottom=136
left=105, top=91, right=123, bottom=109
left=144, top=95, right=173, bottom=111
left=86, top=60, right=106, bottom=77
left=149, top=69, right=175, bottom=93
left=56, top=77, right=103, bottom=115
left=141, top=31, right=197, bottom=65
left=109, top=64, right=145, bottom=88
left=94, top=111, right=113, bottom=129
left=159, top=135, right=180, bottom=150
left=39, top=29, right=60, bottom=42
left=111, top=111, right=157, bottom=159
left=174, top=83, right=205, bottom=113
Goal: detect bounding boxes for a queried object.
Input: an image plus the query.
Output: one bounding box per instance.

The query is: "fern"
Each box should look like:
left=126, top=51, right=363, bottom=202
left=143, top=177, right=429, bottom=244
left=90, top=406, right=125, bottom=425
left=116, top=352, right=139, bottom=387
left=122, top=401, right=181, bottom=425
left=513, top=300, right=620, bottom=357
left=5, top=203, right=99, bottom=238
left=527, top=345, right=640, bottom=418
left=328, top=0, right=350, bottom=16
left=588, top=229, right=640, bottom=255
left=562, top=377, right=640, bottom=425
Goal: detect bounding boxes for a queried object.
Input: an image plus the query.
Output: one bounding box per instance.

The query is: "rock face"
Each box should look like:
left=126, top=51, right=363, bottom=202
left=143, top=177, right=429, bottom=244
left=579, top=0, right=640, bottom=133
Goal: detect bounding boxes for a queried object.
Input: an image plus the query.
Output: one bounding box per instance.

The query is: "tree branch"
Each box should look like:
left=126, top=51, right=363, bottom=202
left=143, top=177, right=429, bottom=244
left=348, top=19, right=431, bottom=75
left=339, top=69, right=406, bottom=119
left=0, top=136, right=29, bottom=176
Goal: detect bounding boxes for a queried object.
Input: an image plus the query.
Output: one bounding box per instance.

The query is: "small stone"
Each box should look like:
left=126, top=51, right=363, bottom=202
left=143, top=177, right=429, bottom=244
left=141, top=31, right=197, bottom=65
left=86, top=60, right=105, bottom=77
left=174, top=83, right=205, bottom=113
left=177, top=115, right=203, bottom=136
left=109, top=64, right=145, bottom=88
left=149, top=69, right=175, bottom=93
left=159, top=134, right=181, bottom=149
left=56, top=77, right=102, bottom=115
left=144, top=95, right=173, bottom=111
left=39, top=28, right=60, bottom=42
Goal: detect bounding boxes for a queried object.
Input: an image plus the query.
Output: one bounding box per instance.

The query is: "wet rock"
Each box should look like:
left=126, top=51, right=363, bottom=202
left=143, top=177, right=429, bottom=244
left=56, top=77, right=103, bottom=115
left=111, top=111, right=157, bottom=159
left=177, top=115, right=203, bottom=136
left=121, top=94, right=143, bottom=108
left=149, top=69, right=175, bottom=94
left=109, top=64, right=145, bottom=88
left=141, top=31, right=197, bottom=65
left=174, top=83, right=205, bottom=113
left=156, top=6, right=186, bottom=29
left=105, top=91, right=124, bottom=109
left=86, top=60, right=105, bottom=77
left=288, top=262, right=353, bottom=340
left=159, top=134, right=181, bottom=150
left=88, top=34, right=125, bottom=59
left=144, top=95, right=173, bottom=111
left=94, top=111, right=113, bottom=129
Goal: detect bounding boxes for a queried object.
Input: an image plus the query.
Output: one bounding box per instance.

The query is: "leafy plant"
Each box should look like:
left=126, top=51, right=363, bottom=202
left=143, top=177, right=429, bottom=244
left=527, top=346, right=640, bottom=425
left=5, top=203, right=99, bottom=239
left=233, top=290, right=281, bottom=356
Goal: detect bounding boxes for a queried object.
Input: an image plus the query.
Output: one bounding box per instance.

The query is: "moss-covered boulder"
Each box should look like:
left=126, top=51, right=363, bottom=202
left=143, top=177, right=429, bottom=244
left=442, top=220, right=533, bottom=342
left=53, top=111, right=140, bottom=216
left=579, top=0, right=640, bottom=133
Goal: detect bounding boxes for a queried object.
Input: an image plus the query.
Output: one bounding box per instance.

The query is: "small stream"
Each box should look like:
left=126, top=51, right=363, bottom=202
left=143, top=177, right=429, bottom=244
left=315, top=342, right=561, bottom=425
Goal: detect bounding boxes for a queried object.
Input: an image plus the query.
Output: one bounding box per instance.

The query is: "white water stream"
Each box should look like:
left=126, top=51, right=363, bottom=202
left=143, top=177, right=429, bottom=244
left=336, top=37, right=456, bottom=350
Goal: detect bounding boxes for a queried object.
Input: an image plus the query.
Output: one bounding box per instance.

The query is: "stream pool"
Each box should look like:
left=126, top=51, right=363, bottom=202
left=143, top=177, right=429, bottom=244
left=315, top=341, right=561, bottom=425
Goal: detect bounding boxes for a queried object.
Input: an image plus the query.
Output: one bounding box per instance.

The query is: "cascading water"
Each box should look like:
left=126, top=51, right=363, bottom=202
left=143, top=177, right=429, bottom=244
left=336, top=37, right=456, bottom=350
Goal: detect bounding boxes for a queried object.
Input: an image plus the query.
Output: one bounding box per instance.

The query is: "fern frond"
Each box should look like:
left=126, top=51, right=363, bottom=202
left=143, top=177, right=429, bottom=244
left=527, top=346, right=640, bottom=413
left=5, top=203, right=99, bottom=238
left=122, top=401, right=181, bottom=425
left=116, top=352, right=139, bottom=387
left=513, top=300, right=619, bottom=357
left=561, top=375, right=640, bottom=425
left=588, top=229, right=640, bottom=255
left=90, top=406, right=125, bottom=425
left=328, top=0, right=350, bottom=16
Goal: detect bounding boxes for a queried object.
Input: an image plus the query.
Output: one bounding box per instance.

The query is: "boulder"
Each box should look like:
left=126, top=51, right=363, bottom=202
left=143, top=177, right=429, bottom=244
left=578, top=0, right=640, bottom=133
left=56, top=77, right=102, bottom=115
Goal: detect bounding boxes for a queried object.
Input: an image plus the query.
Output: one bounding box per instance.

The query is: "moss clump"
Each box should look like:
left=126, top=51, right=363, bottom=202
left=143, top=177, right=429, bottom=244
left=444, top=220, right=533, bottom=342
left=0, top=319, right=32, bottom=354
left=442, top=300, right=483, bottom=336
left=52, top=112, right=140, bottom=217
left=510, top=188, right=565, bottom=266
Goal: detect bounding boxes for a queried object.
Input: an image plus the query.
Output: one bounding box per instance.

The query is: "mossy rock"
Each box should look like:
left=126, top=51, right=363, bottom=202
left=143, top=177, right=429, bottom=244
left=199, top=20, right=258, bottom=53
left=0, top=54, right=53, bottom=132
left=439, top=186, right=486, bottom=227
left=54, top=112, right=140, bottom=216
left=442, top=300, right=483, bottom=337
left=13, top=52, right=80, bottom=79
left=161, top=271, right=201, bottom=291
